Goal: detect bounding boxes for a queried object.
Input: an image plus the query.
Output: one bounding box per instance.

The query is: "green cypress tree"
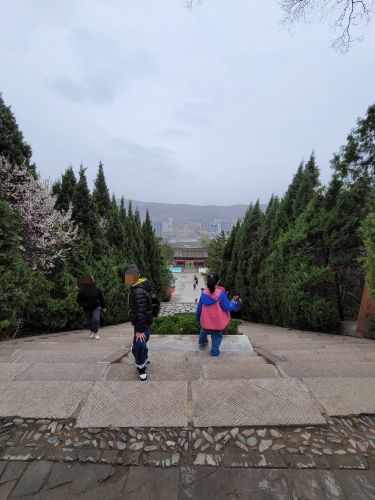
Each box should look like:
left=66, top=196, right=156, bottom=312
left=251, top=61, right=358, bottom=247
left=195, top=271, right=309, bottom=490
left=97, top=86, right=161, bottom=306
left=27, top=258, right=82, bottom=331
left=142, top=210, right=164, bottom=294
left=72, top=166, right=100, bottom=237
left=126, top=201, right=137, bottom=263
left=235, top=201, right=264, bottom=319
left=107, top=195, right=127, bottom=257
left=134, top=208, right=147, bottom=275
left=220, top=221, right=240, bottom=290
left=0, top=197, right=31, bottom=334
left=292, top=153, right=320, bottom=219
left=206, top=231, right=227, bottom=273
left=362, top=214, right=375, bottom=332
left=53, top=166, right=77, bottom=212
left=92, top=161, right=111, bottom=219
left=0, top=94, right=35, bottom=175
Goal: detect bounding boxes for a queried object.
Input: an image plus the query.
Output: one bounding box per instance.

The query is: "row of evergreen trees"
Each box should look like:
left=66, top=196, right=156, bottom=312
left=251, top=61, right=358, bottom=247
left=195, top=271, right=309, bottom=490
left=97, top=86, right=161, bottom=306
left=208, top=105, right=375, bottom=332
left=0, top=94, right=172, bottom=335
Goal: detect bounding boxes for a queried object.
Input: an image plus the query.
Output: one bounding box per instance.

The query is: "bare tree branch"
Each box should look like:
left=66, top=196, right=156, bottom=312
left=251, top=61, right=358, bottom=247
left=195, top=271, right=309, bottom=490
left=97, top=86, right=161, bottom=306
left=281, top=0, right=374, bottom=52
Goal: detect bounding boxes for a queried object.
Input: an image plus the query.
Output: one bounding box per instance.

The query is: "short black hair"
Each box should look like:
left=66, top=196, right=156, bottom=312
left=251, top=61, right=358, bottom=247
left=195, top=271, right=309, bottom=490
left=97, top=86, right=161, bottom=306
left=124, top=264, right=140, bottom=275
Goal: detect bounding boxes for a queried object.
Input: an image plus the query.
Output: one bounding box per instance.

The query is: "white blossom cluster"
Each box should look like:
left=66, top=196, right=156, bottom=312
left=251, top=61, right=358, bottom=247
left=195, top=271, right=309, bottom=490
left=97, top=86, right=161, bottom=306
left=0, top=156, right=77, bottom=270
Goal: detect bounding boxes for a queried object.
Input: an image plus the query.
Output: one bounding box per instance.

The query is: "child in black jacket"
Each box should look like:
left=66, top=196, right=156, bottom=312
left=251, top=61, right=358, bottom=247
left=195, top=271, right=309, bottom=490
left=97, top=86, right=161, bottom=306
left=125, top=264, right=153, bottom=381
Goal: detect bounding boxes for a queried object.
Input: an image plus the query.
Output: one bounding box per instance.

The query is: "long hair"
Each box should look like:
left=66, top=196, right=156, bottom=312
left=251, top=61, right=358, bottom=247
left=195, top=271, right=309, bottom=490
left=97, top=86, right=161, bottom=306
left=207, top=272, right=219, bottom=294
left=79, top=274, right=95, bottom=294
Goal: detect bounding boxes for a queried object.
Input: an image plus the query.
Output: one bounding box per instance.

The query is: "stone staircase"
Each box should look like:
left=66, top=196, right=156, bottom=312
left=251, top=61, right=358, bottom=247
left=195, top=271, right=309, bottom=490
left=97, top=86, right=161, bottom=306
left=160, top=302, right=197, bottom=316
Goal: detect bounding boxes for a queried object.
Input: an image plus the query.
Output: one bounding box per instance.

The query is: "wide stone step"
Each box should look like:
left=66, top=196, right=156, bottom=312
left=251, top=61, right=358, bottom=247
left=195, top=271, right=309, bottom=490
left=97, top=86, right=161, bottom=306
left=278, top=361, right=375, bottom=378
left=149, top=334, right=254, bottom=353
left=76, top=381, right=188, bottom=428
left=303, top=377, right=375, bottom=416
left=105, top=351, right=267, bottom=382
left=192, top=379, right=326, bottom=427
left=203, top=363, right=280, bottom=380
left=75, top=378, right=326, bottom=428
left=0, top=381, right=93, bottom=419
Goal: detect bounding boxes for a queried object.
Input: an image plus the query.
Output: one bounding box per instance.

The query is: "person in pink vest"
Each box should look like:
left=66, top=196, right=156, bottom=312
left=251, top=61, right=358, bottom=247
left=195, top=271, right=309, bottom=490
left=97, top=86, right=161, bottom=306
left=196, top=272, right=241, bottom=356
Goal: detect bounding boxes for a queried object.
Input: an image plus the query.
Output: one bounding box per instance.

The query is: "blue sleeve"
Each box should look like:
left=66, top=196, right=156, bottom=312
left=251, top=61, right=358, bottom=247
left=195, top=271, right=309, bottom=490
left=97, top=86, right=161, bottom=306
left=219, top=291, right=241, bottom=312
left=196, top=295, right=203, bottom=322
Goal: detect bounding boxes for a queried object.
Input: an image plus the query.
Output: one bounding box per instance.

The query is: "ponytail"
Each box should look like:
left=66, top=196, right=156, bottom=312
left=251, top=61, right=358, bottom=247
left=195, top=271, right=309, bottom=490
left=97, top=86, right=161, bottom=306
left=207, top=273, right=219, bottom=294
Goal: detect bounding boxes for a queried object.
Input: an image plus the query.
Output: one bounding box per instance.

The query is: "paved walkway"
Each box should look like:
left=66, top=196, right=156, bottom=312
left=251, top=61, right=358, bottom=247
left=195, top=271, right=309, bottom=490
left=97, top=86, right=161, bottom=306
left=171, top=271, right=203, bottom=303
left=1, top=270, right=375, bottom=498
left=1, top=460, right=375, bottom=499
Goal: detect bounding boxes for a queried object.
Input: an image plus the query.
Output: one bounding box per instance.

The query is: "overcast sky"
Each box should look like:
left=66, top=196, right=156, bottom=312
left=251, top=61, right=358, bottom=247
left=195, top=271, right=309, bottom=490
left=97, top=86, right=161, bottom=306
left=1, top=0, right=374, bottom=205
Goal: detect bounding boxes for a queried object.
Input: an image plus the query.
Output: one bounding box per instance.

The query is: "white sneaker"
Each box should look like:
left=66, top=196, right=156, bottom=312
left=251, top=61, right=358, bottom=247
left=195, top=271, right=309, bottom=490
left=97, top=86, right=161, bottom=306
left=139, top=372, right=147, bottom=381
left=89, top=333, right=95, bottom=339
left=95, top=333, right=100, bottom=340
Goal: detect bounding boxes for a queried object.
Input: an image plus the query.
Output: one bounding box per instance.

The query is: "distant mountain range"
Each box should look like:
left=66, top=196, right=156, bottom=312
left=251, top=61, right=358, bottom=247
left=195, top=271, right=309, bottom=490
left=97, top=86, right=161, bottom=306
left=122, top=199, right=252, bottom=228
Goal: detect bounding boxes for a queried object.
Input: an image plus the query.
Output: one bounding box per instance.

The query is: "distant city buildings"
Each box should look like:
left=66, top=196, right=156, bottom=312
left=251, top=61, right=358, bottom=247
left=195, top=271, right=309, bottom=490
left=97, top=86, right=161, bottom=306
left=152, top=221, right=162, bottom=236
left=151, top=215, right=234, bottom=242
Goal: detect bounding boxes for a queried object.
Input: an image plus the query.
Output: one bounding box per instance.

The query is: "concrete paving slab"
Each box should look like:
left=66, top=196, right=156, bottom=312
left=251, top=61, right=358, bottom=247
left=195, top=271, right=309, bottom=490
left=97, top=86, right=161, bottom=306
left=13, top=341, right=128, bottom=352
left=0, top=381, right=93, bottom=418
left=272, top=350, right=366, bottom=362
left=0, top=363, right=30, bottom=381
left=180, top=467, right=290, bottom=500
left=106, top=354, right=203, bottom=382
left=192, top=378, right=326, bottom=427
left=13, top=350, right=114, bottom=363
left=149, top=334, right=253, bottom=353
left=278, top=361, right=375, bottom=378
left=15, top=363, right=107, bottom=381
left=303, top=377, right=375, bottom=416
left=203, top=363, right=280, bottom=380
left=76, top=381, right=188, bottom=427
left=106, top=350, right=266, bottom=382
left=286, top=470, right=346, bottom=499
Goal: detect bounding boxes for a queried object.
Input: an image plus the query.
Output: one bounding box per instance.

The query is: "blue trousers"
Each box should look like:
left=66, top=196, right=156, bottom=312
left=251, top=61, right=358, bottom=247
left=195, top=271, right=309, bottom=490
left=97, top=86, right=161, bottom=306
left=132, top=326, right=150, bottom=369
left=85, top=307, right=101, bottom=333
left=199, top=328, right=223, bottom=356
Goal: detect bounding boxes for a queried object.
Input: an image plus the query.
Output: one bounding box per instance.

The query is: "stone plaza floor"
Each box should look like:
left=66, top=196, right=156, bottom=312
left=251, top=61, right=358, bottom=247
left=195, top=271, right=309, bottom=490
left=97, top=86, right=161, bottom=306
left=0, top=320, right=375, bottom=498
left=1, top=266, right=375, bottom=498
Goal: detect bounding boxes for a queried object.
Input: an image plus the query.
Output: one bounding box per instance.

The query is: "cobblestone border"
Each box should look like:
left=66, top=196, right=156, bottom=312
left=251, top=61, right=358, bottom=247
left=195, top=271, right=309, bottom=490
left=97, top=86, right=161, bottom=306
left=0, top=415, right=374, bottom=470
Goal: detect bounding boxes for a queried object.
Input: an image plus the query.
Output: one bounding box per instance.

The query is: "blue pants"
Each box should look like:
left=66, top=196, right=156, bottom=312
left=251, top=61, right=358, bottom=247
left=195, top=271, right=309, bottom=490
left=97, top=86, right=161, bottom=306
left=85, top=307, right=101, bottom=333
left=132, top=326, right=150, bottom=369
left=199, top=328, right=223, bottom=356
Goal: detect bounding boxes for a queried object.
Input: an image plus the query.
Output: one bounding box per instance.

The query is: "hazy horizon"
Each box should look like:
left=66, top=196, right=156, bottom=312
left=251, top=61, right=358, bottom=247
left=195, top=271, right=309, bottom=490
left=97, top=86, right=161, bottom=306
left=1, top=1, right=374, bottom=205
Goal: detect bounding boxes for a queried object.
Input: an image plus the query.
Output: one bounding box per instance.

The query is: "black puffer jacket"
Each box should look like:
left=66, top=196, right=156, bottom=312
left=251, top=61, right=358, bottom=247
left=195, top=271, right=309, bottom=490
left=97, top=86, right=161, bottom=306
left=77, top=284, right=106, bottom=312
left=128, top=279, right=153, bottom=332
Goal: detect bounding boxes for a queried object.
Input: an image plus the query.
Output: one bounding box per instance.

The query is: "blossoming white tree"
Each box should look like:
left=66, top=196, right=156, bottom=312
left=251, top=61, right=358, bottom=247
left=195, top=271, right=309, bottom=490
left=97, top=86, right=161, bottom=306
left=0, top=156, right=77, bottom=270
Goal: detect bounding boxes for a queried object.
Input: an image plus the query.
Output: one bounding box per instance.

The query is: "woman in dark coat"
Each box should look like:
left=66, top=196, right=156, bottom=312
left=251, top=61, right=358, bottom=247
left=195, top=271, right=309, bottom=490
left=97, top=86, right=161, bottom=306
left=77, top=275, right=106, bottom=340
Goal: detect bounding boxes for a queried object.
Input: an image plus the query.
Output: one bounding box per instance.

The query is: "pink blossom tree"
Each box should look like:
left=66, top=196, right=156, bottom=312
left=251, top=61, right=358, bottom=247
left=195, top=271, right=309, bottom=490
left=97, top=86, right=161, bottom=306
left=0, top=156, right=77, bottom=270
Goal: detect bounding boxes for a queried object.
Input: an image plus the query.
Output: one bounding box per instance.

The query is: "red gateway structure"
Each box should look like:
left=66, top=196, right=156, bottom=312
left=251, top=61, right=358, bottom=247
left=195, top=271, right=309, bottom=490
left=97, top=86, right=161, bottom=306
left=172, top=246, right=208, bottom=269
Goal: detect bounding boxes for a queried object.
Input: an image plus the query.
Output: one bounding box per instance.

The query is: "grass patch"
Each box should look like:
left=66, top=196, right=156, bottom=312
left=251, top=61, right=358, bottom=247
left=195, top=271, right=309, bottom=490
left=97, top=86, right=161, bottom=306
left=152, top=313, right=242, bottom=335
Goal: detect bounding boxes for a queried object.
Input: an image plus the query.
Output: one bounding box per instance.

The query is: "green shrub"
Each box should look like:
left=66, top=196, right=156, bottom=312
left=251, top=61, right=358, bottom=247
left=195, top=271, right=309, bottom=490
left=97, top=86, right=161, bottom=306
left=152, top=313, right=242, bottom=335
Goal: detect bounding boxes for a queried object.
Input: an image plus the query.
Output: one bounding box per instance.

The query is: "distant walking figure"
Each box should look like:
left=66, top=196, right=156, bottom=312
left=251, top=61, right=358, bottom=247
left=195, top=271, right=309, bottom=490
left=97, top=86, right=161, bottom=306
left=193, top=282, right=197, bottom=291
left=151, top=293, right=161, bottom=318
left=77, top=275, right=106, bottom=340
left=126, top=264, right=153, bottom=381
left=196, top=273, right=241, bottom=356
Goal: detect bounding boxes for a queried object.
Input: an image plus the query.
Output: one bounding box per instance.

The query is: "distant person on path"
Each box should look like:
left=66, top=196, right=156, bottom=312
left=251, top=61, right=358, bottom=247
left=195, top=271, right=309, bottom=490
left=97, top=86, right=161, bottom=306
left=194, top=275, right=199, bottom=285
left=193, top=282, right=197, bottom=291
left=126, top=264, right=153, bottom=381
left=196, top=273, right=241, bottom=356
left=77, top=275, right=106, bottom=340
left=151, top=293, right=161, bottom=318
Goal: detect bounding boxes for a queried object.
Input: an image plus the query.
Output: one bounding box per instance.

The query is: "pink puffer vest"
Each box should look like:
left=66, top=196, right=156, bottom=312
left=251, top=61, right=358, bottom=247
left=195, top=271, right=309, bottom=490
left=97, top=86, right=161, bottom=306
left=200, top=288, right=231, bottom=331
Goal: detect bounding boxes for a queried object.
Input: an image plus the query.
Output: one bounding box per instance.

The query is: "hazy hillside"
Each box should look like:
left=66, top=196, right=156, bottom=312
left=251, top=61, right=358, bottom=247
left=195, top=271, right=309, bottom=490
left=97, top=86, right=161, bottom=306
left=122, top=199, right=251, bottom=228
